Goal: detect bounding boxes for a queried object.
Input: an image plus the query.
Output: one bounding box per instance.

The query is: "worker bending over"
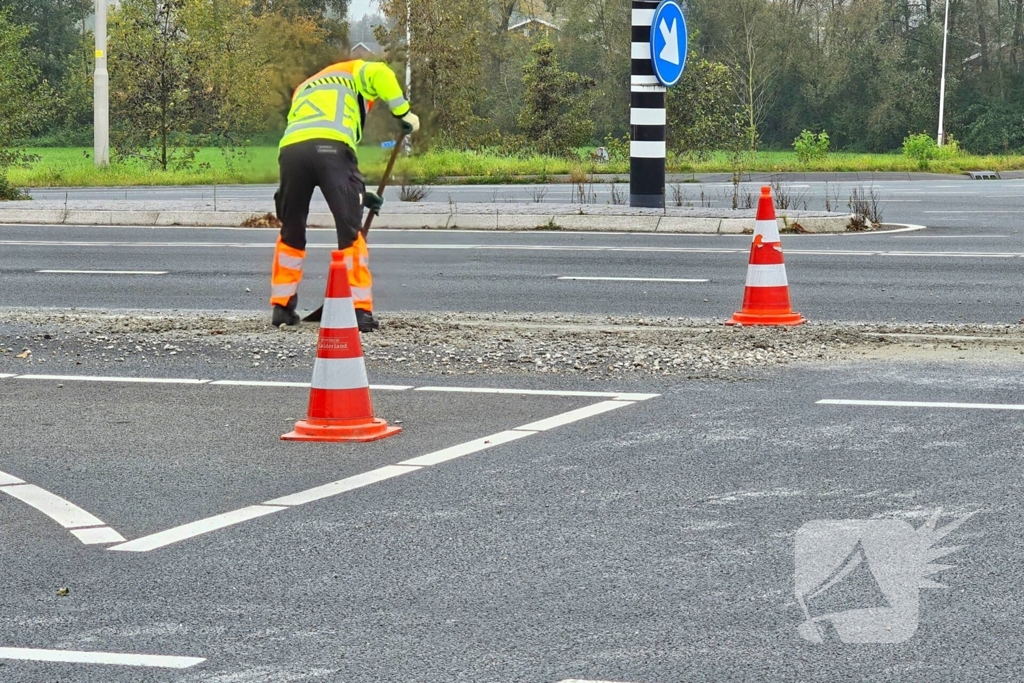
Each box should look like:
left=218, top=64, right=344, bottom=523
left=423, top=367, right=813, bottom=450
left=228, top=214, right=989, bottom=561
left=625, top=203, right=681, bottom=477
left=270, top=58, right=419, bottom=331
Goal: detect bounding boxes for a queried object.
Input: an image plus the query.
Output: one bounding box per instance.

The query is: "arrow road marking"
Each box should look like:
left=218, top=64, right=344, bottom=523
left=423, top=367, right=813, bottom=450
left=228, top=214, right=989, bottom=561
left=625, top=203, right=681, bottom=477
left=659, top=18, right=680, bottom=64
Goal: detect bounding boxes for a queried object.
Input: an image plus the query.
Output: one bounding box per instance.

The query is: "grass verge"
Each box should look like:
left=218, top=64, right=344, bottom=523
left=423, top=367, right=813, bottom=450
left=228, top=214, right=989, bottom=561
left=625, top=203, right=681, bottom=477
left=8, top=146, right=1024, bottom=188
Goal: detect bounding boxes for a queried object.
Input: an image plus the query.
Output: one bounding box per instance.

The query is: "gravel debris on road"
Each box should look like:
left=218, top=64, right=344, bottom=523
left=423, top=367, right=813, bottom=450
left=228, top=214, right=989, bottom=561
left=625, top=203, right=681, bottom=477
left=1, top=309, right=1022, bottom=381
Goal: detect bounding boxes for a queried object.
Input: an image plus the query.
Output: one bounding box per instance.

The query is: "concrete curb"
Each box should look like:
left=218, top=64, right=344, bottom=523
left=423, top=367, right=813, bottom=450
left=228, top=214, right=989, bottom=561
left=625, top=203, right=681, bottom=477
left=0, top=205, right=857, bottom=234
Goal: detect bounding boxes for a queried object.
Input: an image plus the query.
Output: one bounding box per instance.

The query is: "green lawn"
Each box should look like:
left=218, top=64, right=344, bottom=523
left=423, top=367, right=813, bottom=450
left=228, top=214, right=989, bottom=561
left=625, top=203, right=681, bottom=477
left=8, top=146, right=1024, bottom=188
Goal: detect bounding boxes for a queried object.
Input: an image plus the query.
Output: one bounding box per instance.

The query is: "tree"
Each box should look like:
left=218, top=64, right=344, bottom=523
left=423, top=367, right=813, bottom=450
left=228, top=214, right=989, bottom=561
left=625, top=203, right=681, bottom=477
left=552, top=0, right=631, bottom=140
left=377, top=0, right=486, bottom=146
left=109, top=0, right=206, bottom=170
left=518, top=39, right=595, bottom=155
left=0, top=0, right=90, bottom=87
left=0, top=10, right=46, bottom=198
left=667, top=59, right=741, bottom=160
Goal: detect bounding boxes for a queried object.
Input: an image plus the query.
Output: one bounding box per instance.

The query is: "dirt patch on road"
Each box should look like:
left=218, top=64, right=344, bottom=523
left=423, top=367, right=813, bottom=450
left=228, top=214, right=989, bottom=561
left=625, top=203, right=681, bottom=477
left=0, top=309, right=1021, bottom=381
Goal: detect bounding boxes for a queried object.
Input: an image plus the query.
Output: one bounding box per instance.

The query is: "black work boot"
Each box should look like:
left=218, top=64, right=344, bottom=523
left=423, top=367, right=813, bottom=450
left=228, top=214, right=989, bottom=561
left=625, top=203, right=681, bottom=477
left=272, top=295, right=300, bottom=327
left=355, top=309, right=380, bottom=333
left=272, top=305, right=301, bottom=327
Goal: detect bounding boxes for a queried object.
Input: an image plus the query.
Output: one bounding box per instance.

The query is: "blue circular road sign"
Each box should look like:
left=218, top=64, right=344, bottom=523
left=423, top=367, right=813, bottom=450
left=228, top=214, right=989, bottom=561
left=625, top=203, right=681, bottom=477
left=650, top=0, right=688, bottom=87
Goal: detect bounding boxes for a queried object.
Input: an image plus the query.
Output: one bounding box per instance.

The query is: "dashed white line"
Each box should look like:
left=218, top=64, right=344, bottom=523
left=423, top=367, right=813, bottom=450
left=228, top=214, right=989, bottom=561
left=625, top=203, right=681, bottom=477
left=818, top=399, right=1024, bottom=410
left=35, top=270, right=168, bottom=275
left=0, top=647, right=205, bottom=669
left=558, top=276, right=709, bottom=283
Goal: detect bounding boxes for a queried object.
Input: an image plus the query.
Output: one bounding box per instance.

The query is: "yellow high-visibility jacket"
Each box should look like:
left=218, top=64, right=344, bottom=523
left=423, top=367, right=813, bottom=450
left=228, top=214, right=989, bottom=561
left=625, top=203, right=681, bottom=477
left=279, top=59, right=410, bottom=151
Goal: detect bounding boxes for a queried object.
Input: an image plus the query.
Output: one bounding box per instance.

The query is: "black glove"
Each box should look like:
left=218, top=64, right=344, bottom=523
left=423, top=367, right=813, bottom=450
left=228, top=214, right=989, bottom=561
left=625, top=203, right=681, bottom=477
left=363, top=191, right=384, bottom=216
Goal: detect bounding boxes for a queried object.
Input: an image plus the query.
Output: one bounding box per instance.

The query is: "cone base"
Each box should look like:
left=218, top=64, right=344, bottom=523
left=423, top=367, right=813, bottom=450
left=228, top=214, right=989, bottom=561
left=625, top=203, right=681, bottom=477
left=726, top=311, right=806, bottom=326
left=282, top=418, right=401, bottom=443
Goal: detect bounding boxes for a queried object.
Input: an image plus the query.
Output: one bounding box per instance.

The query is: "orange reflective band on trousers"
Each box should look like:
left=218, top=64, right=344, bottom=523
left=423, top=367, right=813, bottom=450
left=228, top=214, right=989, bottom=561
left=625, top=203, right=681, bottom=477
left=270, top=238, right=306, bottom=307
left=340, top=233, right=373, bottom=312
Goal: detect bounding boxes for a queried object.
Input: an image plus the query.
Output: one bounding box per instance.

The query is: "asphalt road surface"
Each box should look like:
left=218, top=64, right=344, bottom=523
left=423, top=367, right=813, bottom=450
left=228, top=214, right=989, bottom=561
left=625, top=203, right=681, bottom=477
left=26, top=176, right=1024, bottom=232
left=3, top=188, right=1023, bottom=681
left=1, top=357, right=1020, bottom=681
left=1, top=223, right=1022, bottom=324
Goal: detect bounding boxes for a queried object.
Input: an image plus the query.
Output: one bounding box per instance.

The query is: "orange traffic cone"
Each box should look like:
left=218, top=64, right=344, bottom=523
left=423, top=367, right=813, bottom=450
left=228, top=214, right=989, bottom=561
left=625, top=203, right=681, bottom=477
left=727, top=186, right=806, bottom=326
left=282, top=251, right=401, bottom=443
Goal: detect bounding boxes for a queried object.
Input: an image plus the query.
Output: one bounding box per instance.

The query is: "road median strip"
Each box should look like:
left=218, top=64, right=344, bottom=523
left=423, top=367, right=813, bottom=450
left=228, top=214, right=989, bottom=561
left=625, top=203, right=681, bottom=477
left=0, top=201, right=857, bottom=234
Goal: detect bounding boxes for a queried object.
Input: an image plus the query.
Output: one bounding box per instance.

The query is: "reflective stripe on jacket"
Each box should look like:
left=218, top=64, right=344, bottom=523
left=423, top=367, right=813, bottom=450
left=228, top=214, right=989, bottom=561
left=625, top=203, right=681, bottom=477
left=279, top=60, right=411, bottom=151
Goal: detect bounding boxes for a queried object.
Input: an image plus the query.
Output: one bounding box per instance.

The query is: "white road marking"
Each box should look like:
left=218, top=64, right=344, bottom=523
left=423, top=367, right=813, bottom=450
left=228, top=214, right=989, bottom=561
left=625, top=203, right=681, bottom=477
left=0, top=476, right=126, bottom=545
left=35, top=270, right=168, bottom=275
left=399, top=431, right=534, bottom=467
left=0, top=484, right=106, bottom=528
left=517, top=400, right=635, bottom=431
left=0, top=647, right=205, bottom=669
left=0, top=373, right=16, bottom=379
left=109, top=505, right=286, bottom=553
left=11, top=374, right=644, bottom=399
left=414, top=386, right=653, bottom=400
left=17, top=374, right=210, bottom=385
left=818, top=399, right=1024, bottom=410
left=173, top=379, right=413, bottom=390
left=70, top=526, right=127, bottom=544
left=558, top=276, right=709, bottom=283
left=208, top=379, right=311, bottom=388
left=264, top=465, right=420, bottom=507
left=107, top=395, right=657, bottom=553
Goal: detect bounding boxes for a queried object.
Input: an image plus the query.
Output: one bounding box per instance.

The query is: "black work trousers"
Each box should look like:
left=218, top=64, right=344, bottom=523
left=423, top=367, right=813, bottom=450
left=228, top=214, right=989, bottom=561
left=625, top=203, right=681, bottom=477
left=275, top=139, right=365, bottom=252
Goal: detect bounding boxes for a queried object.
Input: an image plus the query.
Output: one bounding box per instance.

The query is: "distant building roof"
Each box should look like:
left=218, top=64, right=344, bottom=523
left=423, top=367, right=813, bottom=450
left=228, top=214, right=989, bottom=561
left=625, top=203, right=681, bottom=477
left=351, top=41, right=384, bottom=57
left=508, top=18, right=559, bottom=32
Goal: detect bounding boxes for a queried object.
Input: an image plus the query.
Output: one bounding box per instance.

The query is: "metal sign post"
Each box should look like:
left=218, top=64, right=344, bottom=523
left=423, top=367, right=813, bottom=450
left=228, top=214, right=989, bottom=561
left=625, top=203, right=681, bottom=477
left=630, top=0, right=687, bottom=208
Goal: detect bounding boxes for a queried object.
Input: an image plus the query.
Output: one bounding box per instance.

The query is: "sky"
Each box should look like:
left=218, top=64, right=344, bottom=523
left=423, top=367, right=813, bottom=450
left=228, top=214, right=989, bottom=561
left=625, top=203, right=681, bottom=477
left=350, top=0, right=379, bottom=20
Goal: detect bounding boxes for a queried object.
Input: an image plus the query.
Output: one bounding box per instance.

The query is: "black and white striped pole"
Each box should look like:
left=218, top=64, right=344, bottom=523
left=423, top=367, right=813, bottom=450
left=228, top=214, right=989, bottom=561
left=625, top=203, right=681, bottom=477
left=631, top=0, right=687, bottom=209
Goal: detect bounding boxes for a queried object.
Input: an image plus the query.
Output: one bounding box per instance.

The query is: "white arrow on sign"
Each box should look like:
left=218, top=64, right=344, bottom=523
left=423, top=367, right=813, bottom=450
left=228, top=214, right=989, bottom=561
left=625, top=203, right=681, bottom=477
left=659, top=18, right=679, bottom=65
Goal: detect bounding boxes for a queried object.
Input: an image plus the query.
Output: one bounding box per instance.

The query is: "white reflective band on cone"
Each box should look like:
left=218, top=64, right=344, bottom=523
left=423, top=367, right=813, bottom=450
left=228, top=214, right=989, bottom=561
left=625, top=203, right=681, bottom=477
left=745, top=264, right=789, bottom=287
left=271, top=283, right=298, bottom=298
left=321, top=297, right=358, bottom=330
left=311, top=357, right=369, bottom=391
left=630, top=141, right=666, bottom=158
left=277, top=254, right=304, bottom=270
left=755, top=219, right=781, bottom=243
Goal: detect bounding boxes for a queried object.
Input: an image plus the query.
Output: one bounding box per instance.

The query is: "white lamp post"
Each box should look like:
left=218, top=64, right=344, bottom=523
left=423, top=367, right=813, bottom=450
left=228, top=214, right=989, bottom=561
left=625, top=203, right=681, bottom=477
left=937, top=0, right=950, bottom=147
left=405, top=0, right=412, bottom=154
left=94, top=0, right=109, bottom=166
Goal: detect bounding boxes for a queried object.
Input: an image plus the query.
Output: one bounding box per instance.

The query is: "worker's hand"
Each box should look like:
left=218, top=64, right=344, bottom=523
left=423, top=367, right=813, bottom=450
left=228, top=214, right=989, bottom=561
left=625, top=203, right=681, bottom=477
left=363, top=192, right=384, bottom=216
left=399, top=111, right=420, bottom=135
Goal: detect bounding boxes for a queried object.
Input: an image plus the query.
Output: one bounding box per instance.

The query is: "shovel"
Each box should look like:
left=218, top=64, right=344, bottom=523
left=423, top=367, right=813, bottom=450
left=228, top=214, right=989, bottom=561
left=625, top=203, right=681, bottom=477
left=303, top=133, right=407, bottom=323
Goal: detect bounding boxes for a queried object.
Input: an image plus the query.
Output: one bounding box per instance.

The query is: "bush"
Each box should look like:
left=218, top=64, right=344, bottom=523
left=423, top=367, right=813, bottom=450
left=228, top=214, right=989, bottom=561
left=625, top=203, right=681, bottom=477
left=792, top=130, right=830, bottom=164
left=903, top=132, right=960, bottom=169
